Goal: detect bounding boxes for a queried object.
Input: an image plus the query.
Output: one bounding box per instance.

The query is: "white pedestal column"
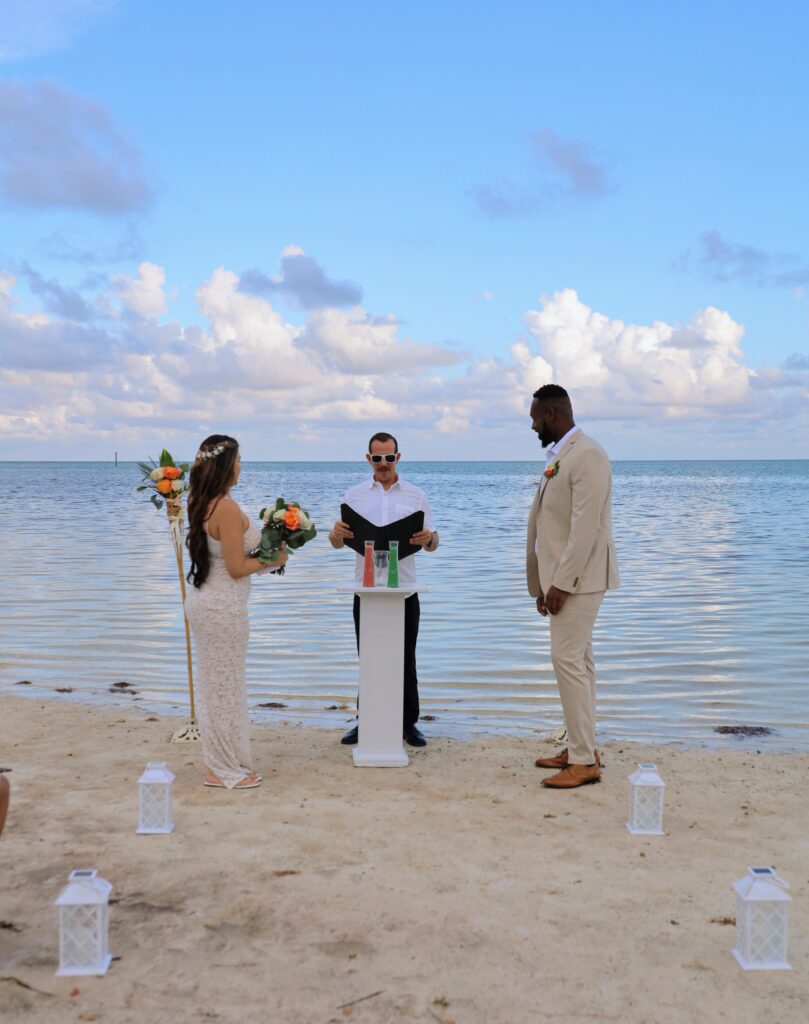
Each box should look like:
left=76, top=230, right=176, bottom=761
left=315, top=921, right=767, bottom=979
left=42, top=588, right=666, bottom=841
left=339, top=586, right=424, bottom=767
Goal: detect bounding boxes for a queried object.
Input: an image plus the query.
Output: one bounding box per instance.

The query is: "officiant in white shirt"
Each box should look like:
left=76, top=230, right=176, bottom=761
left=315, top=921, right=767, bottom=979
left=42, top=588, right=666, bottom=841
left=328, top=431, right=439, bottom=748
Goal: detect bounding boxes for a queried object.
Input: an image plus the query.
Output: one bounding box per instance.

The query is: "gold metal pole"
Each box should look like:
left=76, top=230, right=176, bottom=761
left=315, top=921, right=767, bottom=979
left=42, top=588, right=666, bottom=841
left=167, top=500, right=200, bottom=743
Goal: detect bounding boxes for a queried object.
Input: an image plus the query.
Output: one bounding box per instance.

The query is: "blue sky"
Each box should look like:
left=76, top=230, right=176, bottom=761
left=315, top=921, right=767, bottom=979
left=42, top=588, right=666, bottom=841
left=1, top=0, right=808, bottom=459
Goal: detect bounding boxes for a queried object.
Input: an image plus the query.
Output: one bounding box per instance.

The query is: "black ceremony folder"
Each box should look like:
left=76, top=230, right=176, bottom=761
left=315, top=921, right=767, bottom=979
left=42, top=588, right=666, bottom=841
left=340, top=504, right=424, bottom=560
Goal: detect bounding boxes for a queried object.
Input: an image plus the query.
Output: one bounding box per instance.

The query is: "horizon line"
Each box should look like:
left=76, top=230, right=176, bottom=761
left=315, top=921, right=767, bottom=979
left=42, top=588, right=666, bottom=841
left=2, top=457, right=809, bottom=464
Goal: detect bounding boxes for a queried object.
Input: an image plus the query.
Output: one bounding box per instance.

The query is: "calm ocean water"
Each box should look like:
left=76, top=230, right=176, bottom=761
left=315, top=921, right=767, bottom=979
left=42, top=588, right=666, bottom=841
left=2, top=460, right=808, bottom=750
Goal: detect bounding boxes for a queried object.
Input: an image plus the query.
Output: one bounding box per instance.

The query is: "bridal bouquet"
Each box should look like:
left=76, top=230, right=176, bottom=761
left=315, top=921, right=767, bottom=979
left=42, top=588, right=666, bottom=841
left=136, top=449, right=190, bottom=511
left=253, top=498, right=317, bottom=573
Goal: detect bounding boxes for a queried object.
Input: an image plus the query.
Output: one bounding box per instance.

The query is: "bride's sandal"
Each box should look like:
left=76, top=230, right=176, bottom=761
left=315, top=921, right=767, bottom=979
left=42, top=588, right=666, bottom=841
left=234, top=774, right=262, bottom=789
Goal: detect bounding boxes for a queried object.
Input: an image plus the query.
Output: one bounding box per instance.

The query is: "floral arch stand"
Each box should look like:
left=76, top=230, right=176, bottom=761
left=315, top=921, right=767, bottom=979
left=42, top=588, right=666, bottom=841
left=137, top=450, right=200, bottom=743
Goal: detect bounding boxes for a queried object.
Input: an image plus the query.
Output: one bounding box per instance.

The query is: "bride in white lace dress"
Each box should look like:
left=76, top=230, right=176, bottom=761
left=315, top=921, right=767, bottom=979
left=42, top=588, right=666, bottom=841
left=184, top=435, right=287, bottom=789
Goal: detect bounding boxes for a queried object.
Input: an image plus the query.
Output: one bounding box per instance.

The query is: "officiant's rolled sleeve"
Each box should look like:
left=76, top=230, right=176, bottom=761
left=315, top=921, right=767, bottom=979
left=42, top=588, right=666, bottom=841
left=421, top=494, right=435, bottom=533
left=551, top=450, right=610, bottom=593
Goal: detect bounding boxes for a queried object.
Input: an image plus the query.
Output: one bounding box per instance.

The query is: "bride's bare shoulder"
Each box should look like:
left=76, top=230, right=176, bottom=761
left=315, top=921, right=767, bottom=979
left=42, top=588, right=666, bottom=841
left=208, top=496, right=240, bottom=520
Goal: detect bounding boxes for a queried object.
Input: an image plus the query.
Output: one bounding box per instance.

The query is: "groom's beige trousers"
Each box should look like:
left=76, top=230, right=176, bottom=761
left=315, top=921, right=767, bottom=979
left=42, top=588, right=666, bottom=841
left=549, top=590, right=604, bottom=766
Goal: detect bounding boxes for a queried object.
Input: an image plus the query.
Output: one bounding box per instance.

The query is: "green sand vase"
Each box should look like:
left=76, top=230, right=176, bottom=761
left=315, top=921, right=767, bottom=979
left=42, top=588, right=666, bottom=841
left=387, top=541, right=399, bottom=588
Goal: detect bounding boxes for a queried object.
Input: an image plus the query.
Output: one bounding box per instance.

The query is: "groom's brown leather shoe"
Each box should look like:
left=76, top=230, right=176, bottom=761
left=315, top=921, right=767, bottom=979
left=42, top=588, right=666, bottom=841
left=535, top=748, right=601, bottom=769
left=542, top=763, right=601, bottom=788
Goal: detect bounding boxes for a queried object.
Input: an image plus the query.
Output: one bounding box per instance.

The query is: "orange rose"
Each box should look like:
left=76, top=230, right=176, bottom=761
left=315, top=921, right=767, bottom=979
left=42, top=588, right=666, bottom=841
left=282, top=508, right=301, bottom=530
left=163, top=466, right=181, bottom=480
left=155, top=479, right=173, bottom=494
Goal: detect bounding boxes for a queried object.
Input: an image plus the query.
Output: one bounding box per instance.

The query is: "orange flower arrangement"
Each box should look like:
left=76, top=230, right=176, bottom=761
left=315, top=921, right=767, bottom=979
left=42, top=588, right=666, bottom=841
left=253, top=498, right=317, bottom=573
left=136, top=449, right=190, bottom=511
left=282, top=507, right=301, bottom=530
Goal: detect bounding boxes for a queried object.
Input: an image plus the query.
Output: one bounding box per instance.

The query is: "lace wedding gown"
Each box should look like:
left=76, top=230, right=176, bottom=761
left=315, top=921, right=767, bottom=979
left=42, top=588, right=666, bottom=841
left=185, top=517, right=262, bottom=788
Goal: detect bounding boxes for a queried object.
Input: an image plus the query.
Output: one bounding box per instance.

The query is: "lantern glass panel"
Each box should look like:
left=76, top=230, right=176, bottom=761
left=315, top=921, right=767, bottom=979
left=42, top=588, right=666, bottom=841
left=743, top=901, right=788, bottom=965
left=633, top=787, right=664, bottom=833
left=60, top=905, right=103, bottom=971
left=140, top=783, right=170, bottom=831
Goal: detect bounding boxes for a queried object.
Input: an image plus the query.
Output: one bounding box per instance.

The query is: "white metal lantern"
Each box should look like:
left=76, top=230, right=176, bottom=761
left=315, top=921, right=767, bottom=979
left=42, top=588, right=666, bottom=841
left=137, top=761, right=175, bottom=834
left=626, top=763, right=665, bottom=835
left=732, top=867, right=791, bottom=970
left=55, top=870, right=113, bottom=976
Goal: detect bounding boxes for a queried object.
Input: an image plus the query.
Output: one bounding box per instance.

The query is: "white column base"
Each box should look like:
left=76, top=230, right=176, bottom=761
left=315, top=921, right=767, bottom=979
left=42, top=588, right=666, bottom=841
left=352, top=748, right=409, bottom=768
left=339, top=585, right=425, bottom=769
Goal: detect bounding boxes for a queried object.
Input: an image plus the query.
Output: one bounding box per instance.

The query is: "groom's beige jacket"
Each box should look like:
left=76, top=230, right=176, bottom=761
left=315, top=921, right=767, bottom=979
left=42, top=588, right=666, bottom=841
left=526, top=430, right=620, bottom=598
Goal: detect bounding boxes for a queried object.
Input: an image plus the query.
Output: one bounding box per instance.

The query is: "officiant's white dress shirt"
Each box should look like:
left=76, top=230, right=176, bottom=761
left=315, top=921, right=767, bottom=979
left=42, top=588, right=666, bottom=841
left=341, top=476, right=435, bottom=586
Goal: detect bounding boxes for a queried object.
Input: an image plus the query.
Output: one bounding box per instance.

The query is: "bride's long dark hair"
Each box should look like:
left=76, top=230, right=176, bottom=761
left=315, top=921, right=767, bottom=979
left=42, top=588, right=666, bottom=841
left=186, top=434, right=240, bottom=589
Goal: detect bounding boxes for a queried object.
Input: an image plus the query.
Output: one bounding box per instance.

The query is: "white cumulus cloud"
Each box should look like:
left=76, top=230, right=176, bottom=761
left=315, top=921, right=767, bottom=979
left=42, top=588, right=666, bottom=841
left=114, top=262, right=167, bottom=319
left=303, top=307, right=460, bottom=374
left=0, top=260, right=805, bottom=458
left=522, top=289, right=754, bottom=418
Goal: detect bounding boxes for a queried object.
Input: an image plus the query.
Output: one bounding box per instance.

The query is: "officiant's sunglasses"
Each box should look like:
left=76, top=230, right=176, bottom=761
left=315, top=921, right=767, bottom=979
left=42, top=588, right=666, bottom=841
left=369, top=454, right=398, bottom=463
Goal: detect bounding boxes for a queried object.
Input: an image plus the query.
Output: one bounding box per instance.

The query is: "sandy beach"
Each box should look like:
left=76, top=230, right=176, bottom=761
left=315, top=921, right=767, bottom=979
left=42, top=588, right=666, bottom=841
left=1, top=694, right=807, bottom=1024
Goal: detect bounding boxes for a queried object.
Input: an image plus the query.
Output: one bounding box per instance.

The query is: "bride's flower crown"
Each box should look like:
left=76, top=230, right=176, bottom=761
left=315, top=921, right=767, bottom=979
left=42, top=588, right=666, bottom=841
left=195, top=443, right=231, bottom=461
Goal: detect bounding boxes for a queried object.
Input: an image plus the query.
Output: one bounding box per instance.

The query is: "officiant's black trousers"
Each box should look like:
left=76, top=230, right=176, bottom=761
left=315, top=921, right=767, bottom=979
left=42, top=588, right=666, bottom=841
left=353, top=594, right=420, bottom=728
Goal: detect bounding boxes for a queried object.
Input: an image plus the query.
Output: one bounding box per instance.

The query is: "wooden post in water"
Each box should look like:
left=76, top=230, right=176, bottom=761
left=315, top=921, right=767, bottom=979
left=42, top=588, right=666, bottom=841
left=114, top=451, right=118, bottom=467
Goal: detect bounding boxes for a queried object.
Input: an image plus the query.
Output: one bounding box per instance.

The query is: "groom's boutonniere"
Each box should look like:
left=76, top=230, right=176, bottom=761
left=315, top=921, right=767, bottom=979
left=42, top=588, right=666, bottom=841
left=544, top=461, right=560, bottom=479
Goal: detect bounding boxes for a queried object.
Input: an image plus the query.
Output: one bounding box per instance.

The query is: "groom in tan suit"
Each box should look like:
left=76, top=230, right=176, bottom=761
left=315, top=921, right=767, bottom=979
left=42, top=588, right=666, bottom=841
left=527, top=384, right=619, bottom=789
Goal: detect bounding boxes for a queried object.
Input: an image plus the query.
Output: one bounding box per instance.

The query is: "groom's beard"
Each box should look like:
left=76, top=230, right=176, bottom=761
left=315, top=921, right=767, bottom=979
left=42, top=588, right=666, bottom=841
left=538, top=425, right=554, bottom=448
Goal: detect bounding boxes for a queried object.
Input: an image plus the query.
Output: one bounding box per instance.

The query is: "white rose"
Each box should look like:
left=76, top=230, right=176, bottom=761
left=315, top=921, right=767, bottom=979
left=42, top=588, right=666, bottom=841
left=171, top=479, right=184, bottom=493
left=298, top=512, right=312, bottom=529
left=150, top=467, right=165, bottom=481
left=272, top=509, right=286, bottom=522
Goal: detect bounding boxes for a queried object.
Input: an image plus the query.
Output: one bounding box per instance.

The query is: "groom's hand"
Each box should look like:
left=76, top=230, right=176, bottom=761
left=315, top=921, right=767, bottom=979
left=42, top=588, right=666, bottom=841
left=410, top=528, right=433, bottom=548
left=536, top=592, right=548, bottom=617
left=544, top=586, right=570, bottom=615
